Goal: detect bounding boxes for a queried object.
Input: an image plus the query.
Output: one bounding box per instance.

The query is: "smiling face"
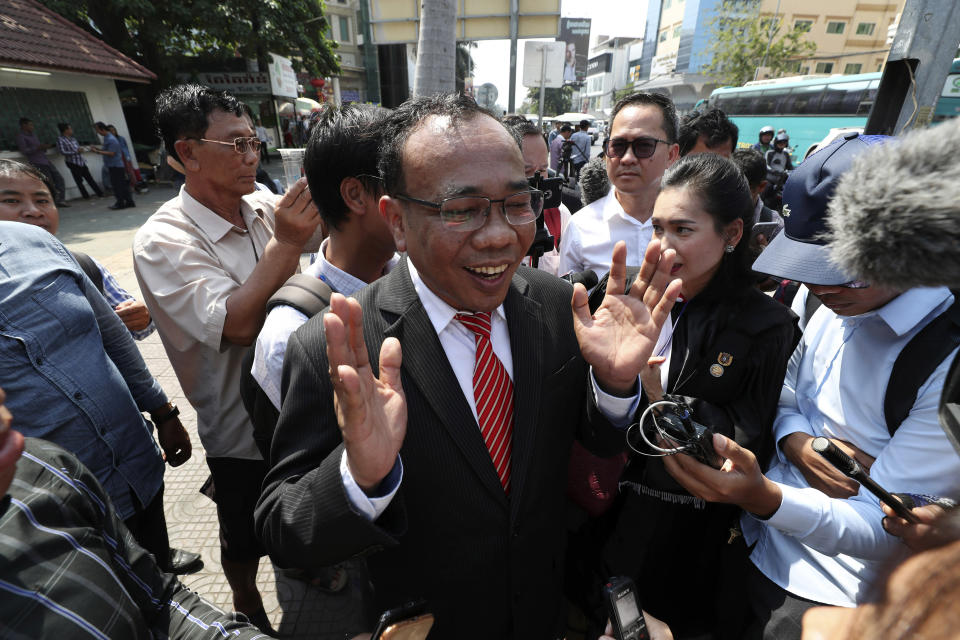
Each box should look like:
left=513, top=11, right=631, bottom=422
left=0, top=173, right=59, bottom=234
left=176, top=109, right=259, bottom=197
left=652, top=186, right=742, bottom=299
left=605, top=104, right=679, bottom=199
left=805, top=283, right=898, bottom=317
left=382, top=114, right=534, bottom=312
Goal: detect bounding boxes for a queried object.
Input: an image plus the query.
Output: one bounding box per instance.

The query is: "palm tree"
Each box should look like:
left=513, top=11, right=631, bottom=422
left=456, top=41, right=477, bottom=94
left=413, top=0, right=457, bottom=96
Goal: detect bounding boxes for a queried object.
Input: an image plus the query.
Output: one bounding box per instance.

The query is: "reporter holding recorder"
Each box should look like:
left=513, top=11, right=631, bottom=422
left=599, top=154, right=798, bottom=639
left=660, top=133, right=960, bottom=640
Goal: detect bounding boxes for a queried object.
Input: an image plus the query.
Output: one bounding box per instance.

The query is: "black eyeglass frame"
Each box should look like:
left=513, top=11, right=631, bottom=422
left=602, top=135, right=671, bottom=159
left=393, top=189, right=545, bottom=229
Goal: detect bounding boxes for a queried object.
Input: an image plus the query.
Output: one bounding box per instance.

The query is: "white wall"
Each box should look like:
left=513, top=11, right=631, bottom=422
left=1, top=69, right=135, bottom=200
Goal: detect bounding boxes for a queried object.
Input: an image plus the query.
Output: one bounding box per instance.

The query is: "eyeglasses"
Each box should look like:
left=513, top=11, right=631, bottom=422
left=603, top=136, right=670, bottom=159
left=394, top=190, right=544, bottom=232
left=193, top=137, right=262, bottom=154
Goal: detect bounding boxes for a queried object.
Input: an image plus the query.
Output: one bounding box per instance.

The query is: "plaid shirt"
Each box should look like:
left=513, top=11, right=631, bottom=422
left=0, top=438, right=270, bottom=639
left=91, top=255, right=156, bottom=340
left=56, top=135, right=86, bottom=166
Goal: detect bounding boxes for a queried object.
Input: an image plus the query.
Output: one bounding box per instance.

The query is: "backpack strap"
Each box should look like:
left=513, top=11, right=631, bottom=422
left=803, top=289, right=823, bottom=325
left=884, top=293, right=960, bottom=436
left=266, top=273, right=336, bottom=318
left=70, top=250, right=105, bottom=295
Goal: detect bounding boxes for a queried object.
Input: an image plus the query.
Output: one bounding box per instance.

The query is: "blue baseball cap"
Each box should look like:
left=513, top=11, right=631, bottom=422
left=752, top=132, right=890, bottom=285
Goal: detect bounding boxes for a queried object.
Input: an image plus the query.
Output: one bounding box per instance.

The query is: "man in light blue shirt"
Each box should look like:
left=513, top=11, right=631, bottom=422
left=92, top=121, right=136, bottom=209
left=662, top=134, right=960, bottom=639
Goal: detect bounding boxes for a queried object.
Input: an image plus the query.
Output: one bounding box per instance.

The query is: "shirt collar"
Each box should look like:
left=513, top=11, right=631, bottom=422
left=178, top=185, right=266, bottom=243
left=871, top=287, right=953, bottom=337
left=603, top=189, right=652, bottom=228
left=407, top=258, right=507, bottom=337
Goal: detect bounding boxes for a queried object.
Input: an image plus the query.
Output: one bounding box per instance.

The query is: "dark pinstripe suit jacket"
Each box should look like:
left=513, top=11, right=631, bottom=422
left=255, top=257, right=625, bottom=639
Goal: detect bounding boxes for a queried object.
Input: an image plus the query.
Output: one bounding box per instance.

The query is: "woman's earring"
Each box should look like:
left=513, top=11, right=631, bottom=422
left=724, top=245, right=735, bottom=254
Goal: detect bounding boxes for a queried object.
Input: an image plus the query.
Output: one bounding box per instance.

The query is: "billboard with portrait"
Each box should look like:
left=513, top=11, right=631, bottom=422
left=558, top=17, right=592, bottom=85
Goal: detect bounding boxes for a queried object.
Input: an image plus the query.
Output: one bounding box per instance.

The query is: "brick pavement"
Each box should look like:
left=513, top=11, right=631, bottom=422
left=58, top=179, right=370, bottom=638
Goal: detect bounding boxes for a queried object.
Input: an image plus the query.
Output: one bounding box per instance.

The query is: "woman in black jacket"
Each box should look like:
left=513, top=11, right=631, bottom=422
left=602, top=154, right=799, bottom=639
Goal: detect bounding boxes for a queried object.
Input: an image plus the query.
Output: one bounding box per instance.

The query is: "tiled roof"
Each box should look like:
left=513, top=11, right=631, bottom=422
left=0, top=0, right=155, bottom=82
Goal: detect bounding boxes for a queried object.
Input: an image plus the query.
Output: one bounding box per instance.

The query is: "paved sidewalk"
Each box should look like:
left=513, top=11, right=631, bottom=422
left=58, top=181, right=369, bottom=638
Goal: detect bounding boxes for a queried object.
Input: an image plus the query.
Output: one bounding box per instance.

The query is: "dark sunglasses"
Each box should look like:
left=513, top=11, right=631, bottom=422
left=602, top=136, right=670, bottom=159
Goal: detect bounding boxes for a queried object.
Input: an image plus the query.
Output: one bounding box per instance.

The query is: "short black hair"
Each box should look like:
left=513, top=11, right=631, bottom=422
left=730, top=148, right=766, bottom=189
left=57, top=122, right=70, bottom=133
left=303, top=103, right=391, bottom=230
left=609, top=92, right=678, bottom=143
left=154, top=84, right=247, bottom=163
left=579, top=119, right=590, bottom=129
left=503, top=119, right=543, bottom=147
left=94, top=121, right=107, bottom=131
left=18, top=117, right=31, bottom=126
left=0, top=158, right=55, bottom=196
left=661, top=153, right=754, bottom=290
left=559, top=124, right=573, bottom=133
left=678, top=107, right=739, bottom=156
left=378, top=93, right=500, bottom=195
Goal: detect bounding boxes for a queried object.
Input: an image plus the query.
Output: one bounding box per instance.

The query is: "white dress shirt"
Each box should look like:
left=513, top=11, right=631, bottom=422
left=251, top=238, right=398, bottom=409
left=742, top=287, right=960, bottom=607
left=557, top=189, right=654, bottom=281
left=344, top=258, right=641, bottom=520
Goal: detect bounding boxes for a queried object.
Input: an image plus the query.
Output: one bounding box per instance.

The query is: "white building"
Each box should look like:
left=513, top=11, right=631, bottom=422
left=582, top=37, right=644, bottom=118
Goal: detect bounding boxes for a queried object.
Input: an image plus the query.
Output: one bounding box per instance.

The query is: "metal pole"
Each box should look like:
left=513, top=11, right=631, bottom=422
left=508, top=0, right=519, bottom=112
left=756, top=0, right=783, bottom=81
left=538, top=46, right=547, bottom=126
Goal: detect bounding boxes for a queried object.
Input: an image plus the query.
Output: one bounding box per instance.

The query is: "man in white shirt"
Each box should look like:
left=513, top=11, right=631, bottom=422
left=661, top=133, right=960, bottom=640
left=252, top=103, right=397, bottom=414
left=255, top=93, right=683, bottom=637
left=558, top=92, right=680, bottom=280
left=133, top=84, right=320, bottom=632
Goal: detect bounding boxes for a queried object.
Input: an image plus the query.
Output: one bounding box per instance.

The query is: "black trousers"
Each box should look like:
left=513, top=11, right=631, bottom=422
left=259, top=143, right=270, bottom=164
left=33, top=163, right=66, bottom=203
left=67, top=162, right=103, bottom=198
left=124, top=486, right=172, bottom=571
left=108, top=166, right=134, bottom=207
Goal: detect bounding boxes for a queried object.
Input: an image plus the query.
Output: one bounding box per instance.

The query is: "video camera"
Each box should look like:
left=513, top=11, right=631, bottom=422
left=525, top=173, right=562, bottom=264
left=629, top=395, right=725, bottom=469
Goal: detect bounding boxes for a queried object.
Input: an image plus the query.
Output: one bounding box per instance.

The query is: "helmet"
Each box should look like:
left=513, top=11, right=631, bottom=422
left=775, top=132, right=790, bottom=143
left=760, top=125, right=774, bottom=135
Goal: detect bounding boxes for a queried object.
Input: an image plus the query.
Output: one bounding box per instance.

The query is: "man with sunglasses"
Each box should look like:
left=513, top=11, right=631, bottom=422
left=658, top=134, right=960, bottom=640
left=133, top=84, right=321, bottom=633
left=256, top=93, right=682, bottom=638
left=558, top=92, right=680, bottom=282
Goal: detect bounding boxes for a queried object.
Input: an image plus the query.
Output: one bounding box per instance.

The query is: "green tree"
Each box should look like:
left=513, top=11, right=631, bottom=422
left=39, top=0, right=340, bottom=138
left=523, top=86, right=575, bottom=116
left=704, top=0, right=816, bottom=86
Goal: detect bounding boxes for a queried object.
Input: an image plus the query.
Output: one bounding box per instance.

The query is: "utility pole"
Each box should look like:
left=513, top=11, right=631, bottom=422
left=508, top=0, right=519, bottom=112
left=755, top=0, right=783, bottom=81
left=865, top=0, right=960, bottom=134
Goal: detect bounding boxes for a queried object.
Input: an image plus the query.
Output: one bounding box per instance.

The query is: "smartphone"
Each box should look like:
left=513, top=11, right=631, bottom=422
left=603, top=576, right=649, bottom=640
left=379, top=614, right=435, bottom=640
left=751, top=221, right=782, bottom=240
left=371, top=601, right=428, bottom=640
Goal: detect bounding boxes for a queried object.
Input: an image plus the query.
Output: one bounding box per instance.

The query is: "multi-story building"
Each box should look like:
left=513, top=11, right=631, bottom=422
left=325, top=0, right=375, bottom=104
left=634, top=0, right=907, bottom=108
left=582, top=37, right=643, bottom=116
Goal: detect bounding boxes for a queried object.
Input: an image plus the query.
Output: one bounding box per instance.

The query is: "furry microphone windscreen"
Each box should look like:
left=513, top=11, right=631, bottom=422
left=826, top=118, right=960, bottom=289
left=578, top=156, right=610, bottom=206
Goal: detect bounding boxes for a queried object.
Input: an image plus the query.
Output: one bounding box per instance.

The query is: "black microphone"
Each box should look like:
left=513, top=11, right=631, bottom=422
left=811, top=437, right=918, bottom=523
left=826, top=117, right=960, bottom=290
left=561, top=269, right=599, bottom=290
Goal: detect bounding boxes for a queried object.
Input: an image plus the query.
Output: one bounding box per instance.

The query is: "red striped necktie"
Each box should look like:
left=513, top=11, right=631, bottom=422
left=457, top=311, right=514, bottom=494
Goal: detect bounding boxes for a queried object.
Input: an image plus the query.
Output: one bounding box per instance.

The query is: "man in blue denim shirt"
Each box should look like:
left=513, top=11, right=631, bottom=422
left=0, top=220, right=198, bottom=574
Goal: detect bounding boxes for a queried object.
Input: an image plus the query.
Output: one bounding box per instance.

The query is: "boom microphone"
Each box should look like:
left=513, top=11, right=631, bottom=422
left=826, top=117, right=960, bottom=289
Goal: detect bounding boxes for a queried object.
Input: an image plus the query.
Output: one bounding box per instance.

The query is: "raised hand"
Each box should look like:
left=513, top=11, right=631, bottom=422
left=572, top=239, right=682, bottom=395
left=273, top=177, right=322, bottom=250
left=324, top=293, right=406, bottom=493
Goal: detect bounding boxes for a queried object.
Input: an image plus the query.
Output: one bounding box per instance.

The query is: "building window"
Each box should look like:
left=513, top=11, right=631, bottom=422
left=794, top=19, right=813, bottom=32
left=844, top=63, right=862, bottom=74
left=673, top=26, right=681, bottom=38
left=339, top=16, right=351, bottom=42
left=664, top=0, right=672, bottom=8
left=659, top=30, right=667, bottom=42
left=856, top=22, right=875, bottom=36
left=785, top=61, right=802, bottom=73
left=815, top=62, right=835, bottom=73
left=0, top=87, right=96, bottom=151
left=826, top=21, right=845, bottom=34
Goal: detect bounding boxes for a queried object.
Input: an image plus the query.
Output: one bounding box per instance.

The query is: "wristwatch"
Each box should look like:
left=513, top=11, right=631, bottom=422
left=150, top=402, right=180, bottom=425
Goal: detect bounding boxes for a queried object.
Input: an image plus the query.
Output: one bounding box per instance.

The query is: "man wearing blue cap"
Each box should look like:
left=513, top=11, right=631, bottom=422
left=658, top=133, right=960, bottom=639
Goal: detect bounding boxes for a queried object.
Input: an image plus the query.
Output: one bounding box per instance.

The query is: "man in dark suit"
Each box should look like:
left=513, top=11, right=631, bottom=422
left=255, top=94, right=681, bottom=638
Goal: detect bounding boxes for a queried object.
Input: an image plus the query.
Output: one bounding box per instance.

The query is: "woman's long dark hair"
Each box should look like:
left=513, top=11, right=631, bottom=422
left=660, top=153, right=755, bottom=299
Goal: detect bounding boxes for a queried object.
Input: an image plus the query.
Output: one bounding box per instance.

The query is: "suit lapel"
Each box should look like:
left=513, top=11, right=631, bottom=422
left=504, top=271, right=543, bottom=517
left=379, top=259, right=508, bottom=508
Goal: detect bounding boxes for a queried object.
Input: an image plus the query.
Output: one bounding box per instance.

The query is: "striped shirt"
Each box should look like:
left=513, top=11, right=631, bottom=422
left=91, top=255, right=157, bottom=340
left=0, top=438, right=270, bottom=639
left=57, top=135, right=86, bottom=166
